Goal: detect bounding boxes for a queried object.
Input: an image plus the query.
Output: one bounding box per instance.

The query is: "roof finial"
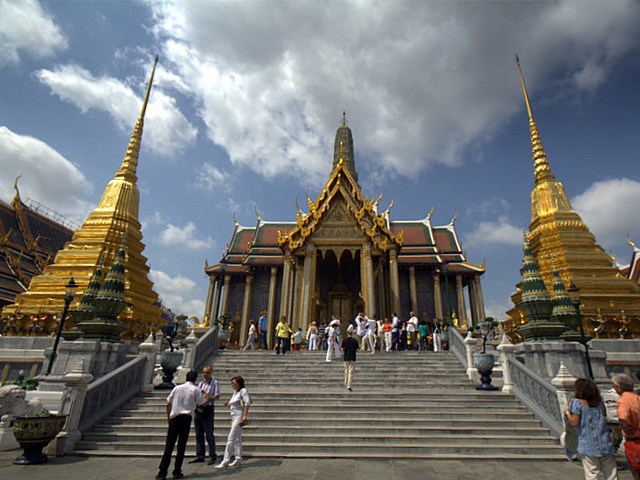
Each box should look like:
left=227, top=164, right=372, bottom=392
left=12, top=175, right=22, bottom=204
left=515, top=54, right=554, bottom=185
left=339, top=141, right=344, bottom=164
left=342, top=111, right=347, bottom=126
left=117, top=55, right=158, bottom=182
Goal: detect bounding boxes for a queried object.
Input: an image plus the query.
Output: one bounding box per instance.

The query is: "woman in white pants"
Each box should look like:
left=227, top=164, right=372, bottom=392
left=216, top=376, right=251, bottom=469
left=307, top=322, right=318, bottom=350
left=325, top=320, right=341, bottom=362
left=243, top=320, right=256, bottom=350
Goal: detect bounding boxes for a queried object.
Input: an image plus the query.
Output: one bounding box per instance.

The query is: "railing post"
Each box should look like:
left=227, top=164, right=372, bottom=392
left=46, top=358, right=94, bottom=456
left=464, top=330, right=479, bottom=383
left=138, top=333, right=159, bottom=392
left=551, top=363, right=576, bottom=415
left=497, top=329, right=516, bottom=394
left=183, top=329, right=198, bottom=370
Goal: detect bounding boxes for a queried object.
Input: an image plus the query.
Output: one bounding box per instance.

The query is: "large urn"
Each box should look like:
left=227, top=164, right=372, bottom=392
left=12, top=415, right=67, bottom=464
left=472, top=353, right=498, bottom=391
left=156, top=351, right=184, bottom=389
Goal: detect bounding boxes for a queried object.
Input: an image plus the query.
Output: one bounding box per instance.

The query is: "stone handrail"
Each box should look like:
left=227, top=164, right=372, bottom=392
left=448, top=326, right=467, bottom=369
left=507, top=355, right=563, bottom=437
left=78, top=354, right=147, bottom=433
left=188, top=326, right=219, bottom=370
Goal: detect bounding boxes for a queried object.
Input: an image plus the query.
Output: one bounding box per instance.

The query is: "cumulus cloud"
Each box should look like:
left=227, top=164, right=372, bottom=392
left=0, top=126, right=92, bottom=221
left=197, top=163, right=230, bottom=192
left=142, top=0, right=640, bottom=183
left=572, top=177, right=640, bottom=248
left=464, top=218, right=523, bottom=248
left=158, top=221, right=213, bottom=250
left=35, top=64, right=197, bottom=156
left=148, top=269, right=205, bottom=319
left=0, top=0, right=67, bottom=67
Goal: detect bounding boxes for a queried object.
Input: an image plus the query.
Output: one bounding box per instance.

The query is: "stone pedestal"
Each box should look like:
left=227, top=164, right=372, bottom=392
left=514, top=341, right=609, bottom=385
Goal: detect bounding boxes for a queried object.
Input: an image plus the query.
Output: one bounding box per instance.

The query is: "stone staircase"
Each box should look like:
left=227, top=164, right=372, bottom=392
left=74, top=350, right=564, bottom=459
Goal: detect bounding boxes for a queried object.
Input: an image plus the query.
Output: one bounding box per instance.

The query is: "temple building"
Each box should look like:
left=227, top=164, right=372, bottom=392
left=0, top=188, right=75, bottom=309
left=1, top=58, right=162, bottom=340
left=204, top=120, right=486, bottom=347
left=508, top=57, right=640, bottom=338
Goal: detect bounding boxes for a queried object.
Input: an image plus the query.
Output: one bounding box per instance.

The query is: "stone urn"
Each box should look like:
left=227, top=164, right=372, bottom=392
left=472, top=353, right=498, bottom=391
left=12, top=415, right=67, bottom=464
left=156, top=351, right=184, bottom=389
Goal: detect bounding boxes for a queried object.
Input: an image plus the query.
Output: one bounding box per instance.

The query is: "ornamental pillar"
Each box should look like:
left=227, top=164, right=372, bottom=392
left=468, top=277, right=478, bottom=326
left=456, top=275, right=469, bottom=327
left=432, top=272, right=443, bottom=319
left=240, top=275, right=253, bottom=342
left=280, top=251, right=292, bottom=321
left=409, top=266, right=418, bottom=314
left=389, top=248, right=401, bottom=315
left=361, top=243, right=376, bottom=316
left=220, top=274, right=231, bottom=317
left=300, top=243, right=317, bottom=330
left=267, top=266, right=278, bottom=349
left=211, top=275, right=223, bottom=324
left=203, top=275, right=216, bottom=327
left=475, top=276, right=486, bottom=320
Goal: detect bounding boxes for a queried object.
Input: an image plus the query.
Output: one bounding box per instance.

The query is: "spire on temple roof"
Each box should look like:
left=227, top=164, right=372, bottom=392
left=516, top=54, right=555, bottom=185
left=116, top=55, right=158, bottom=184
left=332, top=112, right=358, bottom=181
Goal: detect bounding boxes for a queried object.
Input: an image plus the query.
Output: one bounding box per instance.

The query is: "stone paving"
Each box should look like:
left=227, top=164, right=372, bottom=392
left=0, top=451, right=635, bottom=480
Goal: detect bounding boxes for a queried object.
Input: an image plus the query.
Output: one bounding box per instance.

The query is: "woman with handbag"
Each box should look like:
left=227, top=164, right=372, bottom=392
left=215, top=376, right=251, bottom=469
left=563, top=378, right=618, bottom=480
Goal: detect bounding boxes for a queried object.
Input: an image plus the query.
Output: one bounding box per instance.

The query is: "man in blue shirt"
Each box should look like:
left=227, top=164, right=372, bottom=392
left=258, top=313, right=268, bottom=349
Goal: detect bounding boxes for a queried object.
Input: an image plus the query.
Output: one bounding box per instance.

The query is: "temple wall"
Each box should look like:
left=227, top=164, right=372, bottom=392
left=416, top=268, right=435, bottom=320
left=398, top=268, right=411, bottom=319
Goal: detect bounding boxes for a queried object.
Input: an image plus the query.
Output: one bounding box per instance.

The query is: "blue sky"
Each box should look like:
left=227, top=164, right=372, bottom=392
left=1, top=0, right=639, bottom=320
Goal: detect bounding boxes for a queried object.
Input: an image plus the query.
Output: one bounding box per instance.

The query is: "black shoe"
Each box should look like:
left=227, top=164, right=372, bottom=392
left=207, top=457, right=218, bottom=465
left=172, top=473, right=184, bottom=479
left=188, top=457, right=204, bottom=464
left=347, top=387, right=353, bottom=391
left=156, top=474, right=166, bottom=480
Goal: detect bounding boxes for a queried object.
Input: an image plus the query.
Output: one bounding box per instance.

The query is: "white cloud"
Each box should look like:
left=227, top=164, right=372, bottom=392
left=197, top=163, right=230, bottom=192
left=143, top=0, right=640, bottom=183
left=148, top=269, right=205, bottom=319
left=572, top=177, right=640, bottom=248
left=159, top=221, right=213, bottom=250
left=0, top=0, right=67, bottom=67
left=464, top=218, right=523, bottom=248
left=0, top=126, right=92, bottom=221
left=35, top=64, right=197, bottom=156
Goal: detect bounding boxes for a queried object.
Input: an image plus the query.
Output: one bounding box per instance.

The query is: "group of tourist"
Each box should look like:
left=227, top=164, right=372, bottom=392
left=563, top=374, right=640, bottom=480
left=242, top=312, right=447, bottom=353
left=156, top=366, right=250, bottom=480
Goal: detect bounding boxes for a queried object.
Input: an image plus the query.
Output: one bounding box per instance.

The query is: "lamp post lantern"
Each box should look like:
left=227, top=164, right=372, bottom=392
left=567, top=281, right=594, bottom=379
left=46, top=277, right=78, bottom=375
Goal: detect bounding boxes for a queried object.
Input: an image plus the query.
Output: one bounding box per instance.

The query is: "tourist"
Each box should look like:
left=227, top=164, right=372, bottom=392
left=376, top=316, right=385, bottom=352
left=216, top=376, right=251, bottom=469
left=156, top=370, right=206, bottom=480
left=399, top=321, right=407, bottom=350
left=325, top=317, right=341, bottom=362
left=418, top=320, right=429, bottom=352
left=407, top=311, right=419, bottom=350
left=341, top=330, right=359, bottom=391
left=275, top=316, right=292, bottom=355
left=391, top=313, right=400, bottom=351
left=362, top=313, right=376, bottom=354
left=306, top=322, right=318, bottom=350
left=257, top=312, right=268, bottom=350
left=564, top=378, right=618, bottom=480
left=318, top=322, right=327, bottom=350
left=384, top=318, right=392, bottom=352
left=433, top=319, right=443, bottom=352
left=292, top=327, right=303, bottom=351
left=613, top=373, right=640, bottom=479
left=355, top=312, right=368, bottom=347
left=189, top=365, right=220, bottom=466
left=243, top=320, right=256, bottom=350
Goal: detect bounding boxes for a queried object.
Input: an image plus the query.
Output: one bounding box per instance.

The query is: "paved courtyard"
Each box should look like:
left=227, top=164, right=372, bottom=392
left=0, top=451, right=635, bottom=480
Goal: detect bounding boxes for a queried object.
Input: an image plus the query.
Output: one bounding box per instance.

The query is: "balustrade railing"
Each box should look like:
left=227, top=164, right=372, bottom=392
left=78, top=355, right=147, bottom=433
left=448, top=326, right=467, bottom=369
left=189, top=326, right=219, bottom=370
left=507, top=356, right=563, bottom=437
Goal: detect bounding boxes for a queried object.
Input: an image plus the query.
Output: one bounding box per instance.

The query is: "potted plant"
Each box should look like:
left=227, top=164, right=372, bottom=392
left=156, top=318, right=185, bottom=390
left=471, top=317, right=500, bottom=391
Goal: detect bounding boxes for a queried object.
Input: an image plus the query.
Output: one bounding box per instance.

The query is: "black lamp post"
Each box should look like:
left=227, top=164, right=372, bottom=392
left=46, top=277, right=78, bottom=375
left=567, top=281, right=594, bottom=379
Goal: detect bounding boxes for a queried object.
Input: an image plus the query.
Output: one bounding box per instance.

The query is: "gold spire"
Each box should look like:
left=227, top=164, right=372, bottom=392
left=516, top=54, right=554, bottom=185
left=116, top=55, right=158, bottom=183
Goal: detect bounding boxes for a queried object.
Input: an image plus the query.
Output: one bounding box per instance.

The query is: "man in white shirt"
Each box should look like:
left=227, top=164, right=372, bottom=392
left=391, top=314, right=401, bottom=351
left=407, top=312, right=419, bottom=351
left=362, top=314, right=377, bottom=354
left=190, top=365, right=220, bottom=465
left=157, top=370, right=207, bottom=480
left=355, top=313, right=368, bottom=347
left=325, top=317, right=341, bottom=362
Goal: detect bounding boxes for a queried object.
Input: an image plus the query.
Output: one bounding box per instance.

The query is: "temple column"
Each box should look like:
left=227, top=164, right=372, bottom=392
left=432, top=272, right=443, bottom=319
left=456, top=275, right=469, bottom=326
left=474, top=276, right=486, bottom=321
left=211, top=275, right=222, bottom=325
left=362, top=242, right=376, bottom=316
left=468, top=278, right=478, bottom=326
left=409, top=266, right=418, bottom=314
left=280, top=251, right=292, bottom=322
left=389, top=248, right=401, bottom=315
left=240, top=275, right=253, bottom=342
left=300, top=243, right=317, bottom=331
left=220, top=274, right=231, bottom=317
left=293, top=260, right=303, bottom=327
left=203, top=275, right=216, bottom=326
left=267, top=266, right=278, bottom=349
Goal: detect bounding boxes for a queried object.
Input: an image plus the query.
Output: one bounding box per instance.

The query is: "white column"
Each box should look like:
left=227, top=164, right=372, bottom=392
left=432, top=272, right=443, bottom=319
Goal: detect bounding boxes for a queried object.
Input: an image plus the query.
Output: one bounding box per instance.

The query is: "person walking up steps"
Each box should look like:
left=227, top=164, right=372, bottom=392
left=325, top=317, right=341, bottom=362
left=341, top=330, right=359, bottom=391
